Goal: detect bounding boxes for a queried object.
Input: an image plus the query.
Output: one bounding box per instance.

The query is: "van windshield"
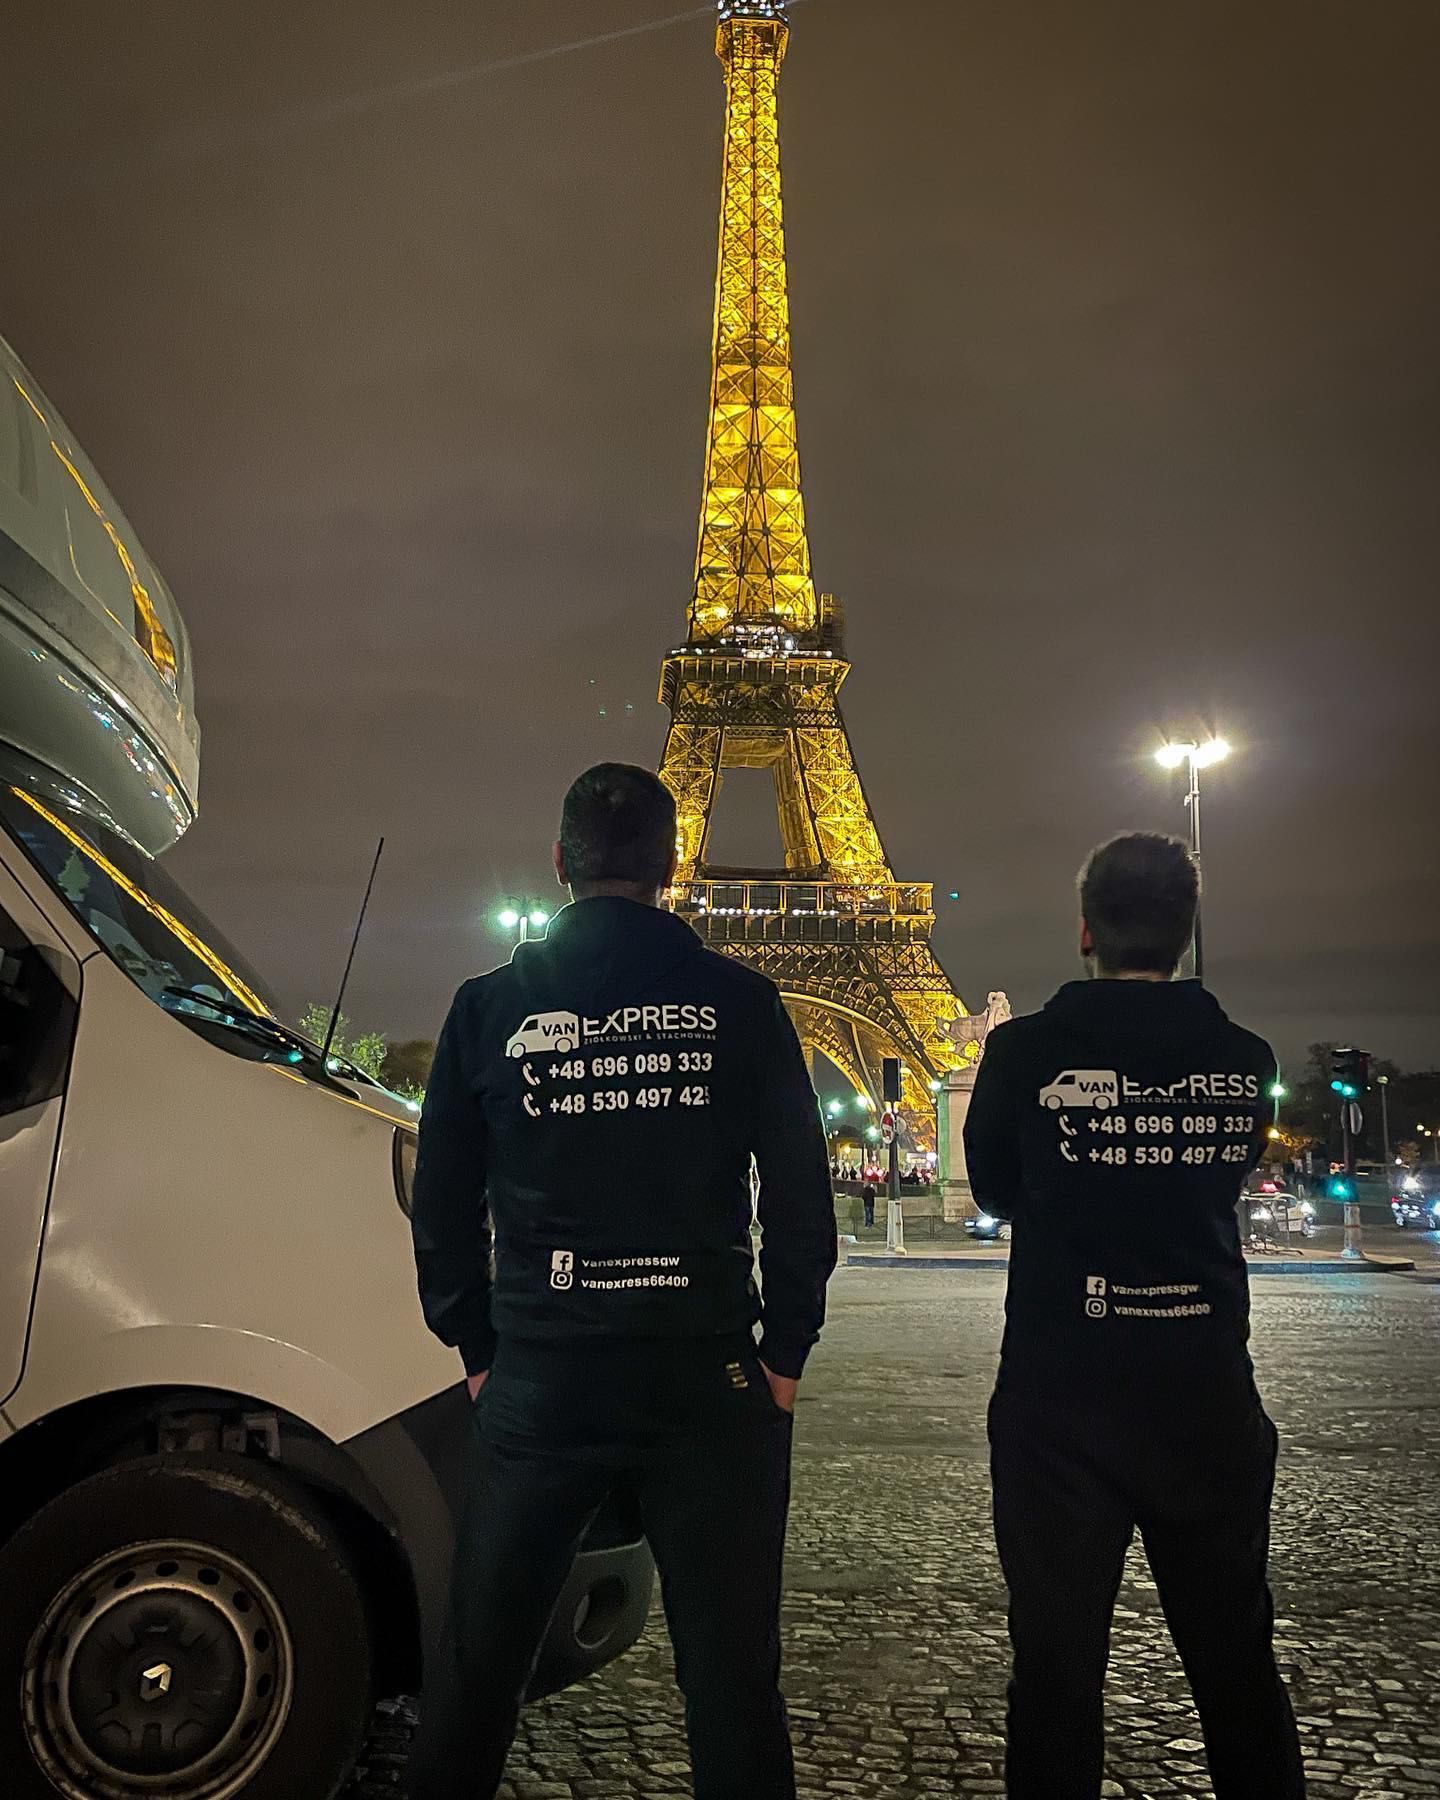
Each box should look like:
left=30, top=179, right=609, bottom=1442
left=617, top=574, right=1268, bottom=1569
left=0, top=776, right=278, bottom=1021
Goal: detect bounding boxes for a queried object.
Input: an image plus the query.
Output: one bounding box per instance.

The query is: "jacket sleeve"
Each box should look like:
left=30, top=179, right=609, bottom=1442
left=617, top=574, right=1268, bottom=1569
left=1242, top=1041, right=1281, bottom=1178
left=963, top=1024, right=1024, bottom=1220
left=749, top=989, right=838, bottom=1379
left=410, top=988, right=496, bottom=1377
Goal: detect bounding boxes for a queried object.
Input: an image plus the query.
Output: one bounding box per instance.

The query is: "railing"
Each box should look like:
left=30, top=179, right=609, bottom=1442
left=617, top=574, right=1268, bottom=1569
left=672, top=878, right=934, bottom=919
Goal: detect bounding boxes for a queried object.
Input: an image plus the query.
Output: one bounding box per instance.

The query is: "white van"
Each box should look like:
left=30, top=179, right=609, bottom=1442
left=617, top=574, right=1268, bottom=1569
left=0, top=342, right=650, bottom=1798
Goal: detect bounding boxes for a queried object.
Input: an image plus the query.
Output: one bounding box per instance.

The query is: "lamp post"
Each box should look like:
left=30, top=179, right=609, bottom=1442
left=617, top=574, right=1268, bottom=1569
left=495, top=900, right=552, bottom=945
left=1154, top=737, right=1231, bottom=984
left=1376, top=1074, right=1390, bottom=1166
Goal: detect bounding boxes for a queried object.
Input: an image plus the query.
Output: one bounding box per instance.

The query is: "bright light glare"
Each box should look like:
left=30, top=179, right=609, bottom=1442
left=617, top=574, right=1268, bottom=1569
left=1193, top=737, right=1231, bottom=769
left=497, top=908, right=521, bottom=930
left=1154, top=742, right=1192, bottom=770
left=528, top=910, right=550, bottom=929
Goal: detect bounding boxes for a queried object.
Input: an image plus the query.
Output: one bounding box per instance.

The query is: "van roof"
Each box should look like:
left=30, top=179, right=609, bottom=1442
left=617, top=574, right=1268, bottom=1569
left=0, top=332, right=199, bottom=851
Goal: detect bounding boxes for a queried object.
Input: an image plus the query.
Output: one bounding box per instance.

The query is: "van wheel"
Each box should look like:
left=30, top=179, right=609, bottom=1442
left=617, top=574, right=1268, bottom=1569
left=0, top=1456, right=373, bottom=1800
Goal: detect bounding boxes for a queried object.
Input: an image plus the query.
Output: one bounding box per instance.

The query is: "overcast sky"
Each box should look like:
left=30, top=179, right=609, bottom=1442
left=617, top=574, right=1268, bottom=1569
left=3, top=0, right=1437, bottom=1072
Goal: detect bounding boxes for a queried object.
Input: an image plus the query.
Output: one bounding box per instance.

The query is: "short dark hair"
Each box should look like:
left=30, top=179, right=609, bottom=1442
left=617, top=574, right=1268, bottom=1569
left=560, top=764, right=677, bottom=893
left=1078, top=833, right=1199, bottom=975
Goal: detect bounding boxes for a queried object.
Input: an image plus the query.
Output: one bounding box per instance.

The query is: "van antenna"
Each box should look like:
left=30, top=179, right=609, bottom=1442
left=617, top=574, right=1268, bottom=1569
left=321, top=837, right=385, bottom=1065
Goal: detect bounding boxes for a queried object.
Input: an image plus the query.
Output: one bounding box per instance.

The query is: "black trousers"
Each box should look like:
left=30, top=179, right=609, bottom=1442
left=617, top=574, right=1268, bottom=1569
left=409, top=1336, right=796, bottom=1800
left=990, top=1394, right=1306, bottom=1800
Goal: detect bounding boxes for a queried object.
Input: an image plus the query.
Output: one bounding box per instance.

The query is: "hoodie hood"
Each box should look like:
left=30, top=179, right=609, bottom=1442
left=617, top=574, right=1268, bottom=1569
left=513, top=897, right=702, bottom=1014
left=1043, top=978, right=1239, bottom=1061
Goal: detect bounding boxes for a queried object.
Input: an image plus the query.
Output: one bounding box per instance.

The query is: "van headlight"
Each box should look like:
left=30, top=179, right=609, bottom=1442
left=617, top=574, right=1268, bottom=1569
left=393, top=1128, right=417, bottom=1217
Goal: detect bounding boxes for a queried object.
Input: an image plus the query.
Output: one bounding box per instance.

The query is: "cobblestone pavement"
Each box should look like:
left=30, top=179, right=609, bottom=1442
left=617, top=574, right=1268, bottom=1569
left=357, top=1268, right=1440, bottom=1797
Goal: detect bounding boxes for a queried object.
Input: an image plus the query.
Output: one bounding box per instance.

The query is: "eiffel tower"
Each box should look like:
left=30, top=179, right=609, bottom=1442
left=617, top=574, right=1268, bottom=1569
left=658, top=0, right=967, bottom=1139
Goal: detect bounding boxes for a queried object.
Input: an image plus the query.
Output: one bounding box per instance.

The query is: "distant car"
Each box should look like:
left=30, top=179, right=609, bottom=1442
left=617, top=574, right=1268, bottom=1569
left=1392, top=1168, right=1440, bottom=1230
left=1247, top=1178, right=1317, bottom=1241
left=965, top=1212, right=1012, bottom=1243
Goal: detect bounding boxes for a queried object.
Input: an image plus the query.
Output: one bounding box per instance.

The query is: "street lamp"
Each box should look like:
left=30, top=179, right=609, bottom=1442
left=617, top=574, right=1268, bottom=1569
left=494, top=900, right=551, bottom=944
left=1375, top=1074, right=1390, bottom=1164
left=1154, top=736, right=1231, bottom=983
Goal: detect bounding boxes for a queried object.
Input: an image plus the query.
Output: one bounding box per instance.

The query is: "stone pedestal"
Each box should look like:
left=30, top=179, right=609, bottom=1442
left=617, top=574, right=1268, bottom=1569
left=938, top=1061, right=981, bottom=1223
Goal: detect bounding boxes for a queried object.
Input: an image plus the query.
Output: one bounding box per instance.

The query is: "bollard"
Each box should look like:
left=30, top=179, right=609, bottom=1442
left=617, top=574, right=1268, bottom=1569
left=886, top=1192, right=906, bottom=1255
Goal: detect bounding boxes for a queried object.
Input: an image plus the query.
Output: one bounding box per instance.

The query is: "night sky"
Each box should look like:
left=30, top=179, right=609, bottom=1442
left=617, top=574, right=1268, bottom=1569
left=3, top=0, right=1437, bottom=1073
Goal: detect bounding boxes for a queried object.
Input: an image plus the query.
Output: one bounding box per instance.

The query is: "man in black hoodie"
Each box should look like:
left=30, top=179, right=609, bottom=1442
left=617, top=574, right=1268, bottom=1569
left=965, top=833, right=1305, bottom=1800
left=407, top=764, right=836, bottom=1800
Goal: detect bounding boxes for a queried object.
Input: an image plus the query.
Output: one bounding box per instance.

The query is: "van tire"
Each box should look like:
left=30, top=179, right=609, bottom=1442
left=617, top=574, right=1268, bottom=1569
left=0, top=1454, right=373, bottom=1800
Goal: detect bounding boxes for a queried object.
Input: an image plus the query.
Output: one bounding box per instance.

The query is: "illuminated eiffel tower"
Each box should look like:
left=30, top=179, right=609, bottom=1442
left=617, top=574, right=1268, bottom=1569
left=658, top=0, right=967, bottom=1137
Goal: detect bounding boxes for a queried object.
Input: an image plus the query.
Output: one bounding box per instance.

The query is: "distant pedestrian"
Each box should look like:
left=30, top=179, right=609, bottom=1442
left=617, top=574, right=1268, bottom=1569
left=861, top=1180, right=877, bottom=1228
left=965, top=833, right=1305, bottom=1800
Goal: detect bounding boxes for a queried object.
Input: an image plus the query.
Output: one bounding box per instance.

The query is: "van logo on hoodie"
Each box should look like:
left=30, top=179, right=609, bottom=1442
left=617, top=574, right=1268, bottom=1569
left=506, top=1012, right=582, bottom=1059
left=1039, top=1070, right=1119, bottom=1111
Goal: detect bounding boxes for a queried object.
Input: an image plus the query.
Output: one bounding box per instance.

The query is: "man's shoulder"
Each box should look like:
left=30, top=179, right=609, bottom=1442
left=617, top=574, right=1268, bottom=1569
left=445, top=964, right=519, bottom=1023
left=695, top=945, right=780, bottom=1007
left=982, top=1012, right=1044, bottom=1061
left=1223, top=1018, right=1277, bottom=1075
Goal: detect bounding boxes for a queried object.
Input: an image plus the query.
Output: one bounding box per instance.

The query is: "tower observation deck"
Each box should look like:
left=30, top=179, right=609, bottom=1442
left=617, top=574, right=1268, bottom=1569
left=657, top=0, right=968, bottom=1138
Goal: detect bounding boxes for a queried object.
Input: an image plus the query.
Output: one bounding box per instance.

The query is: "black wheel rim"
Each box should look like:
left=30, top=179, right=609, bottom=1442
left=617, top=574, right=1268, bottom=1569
left=23, top=1540, right=294, bottom=1799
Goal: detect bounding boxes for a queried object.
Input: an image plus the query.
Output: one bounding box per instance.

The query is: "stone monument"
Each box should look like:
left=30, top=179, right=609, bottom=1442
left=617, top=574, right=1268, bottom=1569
left=938, top=991, right=1012, bottom=1222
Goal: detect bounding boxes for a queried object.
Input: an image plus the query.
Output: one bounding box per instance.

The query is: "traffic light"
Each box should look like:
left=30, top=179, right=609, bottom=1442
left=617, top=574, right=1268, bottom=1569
left=1329, top=1045, right=1369, bottom=1101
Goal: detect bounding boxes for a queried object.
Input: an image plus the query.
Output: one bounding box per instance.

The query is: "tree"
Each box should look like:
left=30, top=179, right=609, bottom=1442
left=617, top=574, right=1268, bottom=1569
left=297, top=1006, right=388, bottom=1080
left=382, top=1039, right=436, bottom=1101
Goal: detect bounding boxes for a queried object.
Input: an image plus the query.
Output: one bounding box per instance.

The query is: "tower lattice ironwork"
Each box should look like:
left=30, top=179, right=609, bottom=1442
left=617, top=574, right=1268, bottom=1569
left=658, top=0, right=968, bottom=1138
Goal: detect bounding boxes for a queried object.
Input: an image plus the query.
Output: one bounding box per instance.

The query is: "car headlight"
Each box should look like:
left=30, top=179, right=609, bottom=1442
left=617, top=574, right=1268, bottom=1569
left=393, top=1127, right=417, bottom=1217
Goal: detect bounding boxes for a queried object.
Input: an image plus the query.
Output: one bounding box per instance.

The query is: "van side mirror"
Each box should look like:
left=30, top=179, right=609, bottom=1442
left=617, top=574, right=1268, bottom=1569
left=0, top=943, right=75, bottom=1114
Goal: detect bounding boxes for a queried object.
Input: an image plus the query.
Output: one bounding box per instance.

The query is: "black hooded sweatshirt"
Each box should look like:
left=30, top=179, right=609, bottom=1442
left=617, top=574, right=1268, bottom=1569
left=964, top=980, right=1276, bottom=1418
left=411, top=897, right=837, bottom=1381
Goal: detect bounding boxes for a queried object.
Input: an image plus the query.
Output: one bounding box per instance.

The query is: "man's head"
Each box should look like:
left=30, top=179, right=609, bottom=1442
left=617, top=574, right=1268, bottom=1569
left=1077, top=832, right=1199, bottom=979
left=554, top=763, right=679, bottom=904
